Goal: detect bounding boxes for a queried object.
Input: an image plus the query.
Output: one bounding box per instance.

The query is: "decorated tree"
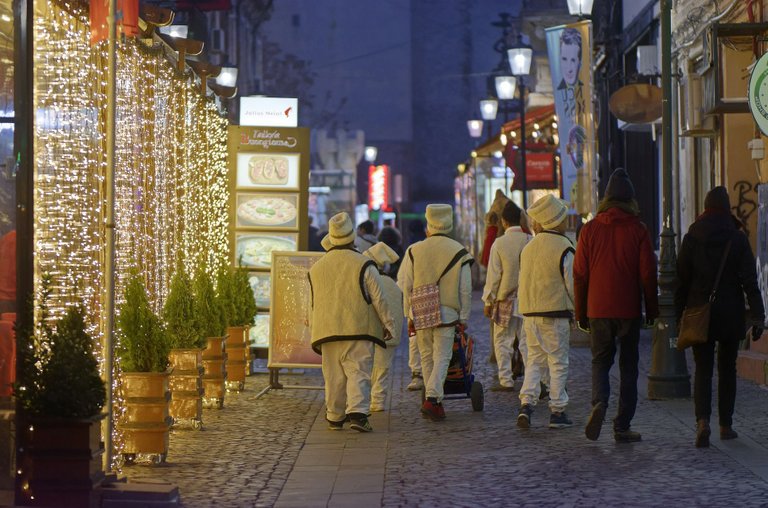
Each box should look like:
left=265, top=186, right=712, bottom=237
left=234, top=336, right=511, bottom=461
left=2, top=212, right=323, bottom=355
left=118, top=271, right=169, bottom=372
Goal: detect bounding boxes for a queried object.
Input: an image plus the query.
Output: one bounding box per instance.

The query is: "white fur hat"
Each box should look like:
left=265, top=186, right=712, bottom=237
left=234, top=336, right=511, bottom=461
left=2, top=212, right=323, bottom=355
left=363, top=242, right=399, bottom=268
left=425, top=204, right=453, bottom=235
left=327, top=212, right=355, bottom=246
left=526, top=194, right=569, bottom=230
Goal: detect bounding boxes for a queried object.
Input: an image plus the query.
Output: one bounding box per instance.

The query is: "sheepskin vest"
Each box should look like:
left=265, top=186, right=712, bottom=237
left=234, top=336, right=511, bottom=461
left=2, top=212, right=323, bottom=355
left=518, top=231, right=575, bottom=315
left=309, top=248, right=384, bottom=353
left=409, top=235, right=473, bottom=311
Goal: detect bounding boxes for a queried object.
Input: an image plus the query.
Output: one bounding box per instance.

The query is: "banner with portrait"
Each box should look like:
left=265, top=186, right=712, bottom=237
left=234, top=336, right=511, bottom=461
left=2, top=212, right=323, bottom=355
left=546, top=20, right=596, bottom=215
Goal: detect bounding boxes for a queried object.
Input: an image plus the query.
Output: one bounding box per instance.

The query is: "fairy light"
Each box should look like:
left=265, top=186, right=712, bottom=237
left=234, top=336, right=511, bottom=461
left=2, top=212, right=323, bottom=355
left=31, top=0, right=230, bottom=479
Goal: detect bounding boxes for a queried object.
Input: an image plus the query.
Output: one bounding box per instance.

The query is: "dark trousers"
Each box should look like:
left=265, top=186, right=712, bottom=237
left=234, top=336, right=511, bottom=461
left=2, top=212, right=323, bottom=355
left=692, top=339, right=739, bottom=427
left=590, top=318, right=640, bottom=432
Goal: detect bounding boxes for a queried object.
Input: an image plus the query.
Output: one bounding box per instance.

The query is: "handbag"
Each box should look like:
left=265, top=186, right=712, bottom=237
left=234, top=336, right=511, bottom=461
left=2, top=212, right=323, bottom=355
left=492, top=296, right=515, bottom=327
left=677, top=238, right=732, bottom=351
left=410, top=248, right=468, bottom=330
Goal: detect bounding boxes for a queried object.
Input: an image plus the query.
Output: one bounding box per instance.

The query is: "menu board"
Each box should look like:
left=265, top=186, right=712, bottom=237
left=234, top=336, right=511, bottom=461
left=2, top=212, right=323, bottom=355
left=268, top=252, right=322, bottom=368
left=229, top=126, right=310, bottom=350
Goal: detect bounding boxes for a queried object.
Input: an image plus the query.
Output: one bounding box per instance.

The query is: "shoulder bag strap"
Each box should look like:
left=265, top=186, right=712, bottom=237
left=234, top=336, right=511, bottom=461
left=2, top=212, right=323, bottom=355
left=437, top=248, right=469, bottom=283
left=709, top=238, right=733, bottom=302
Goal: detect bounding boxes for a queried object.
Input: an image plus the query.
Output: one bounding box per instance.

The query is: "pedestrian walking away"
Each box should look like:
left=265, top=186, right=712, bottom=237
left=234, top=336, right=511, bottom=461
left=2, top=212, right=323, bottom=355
left=309, top=212, right=397, bottom=433
left=482, top=201, right=531, bottom=391
left=574, top=168, right=658, bottom=443
left=517, top=194, right=575, bottom=429
left=354, top=219, right=378, bottom=252
left=675, top=186, right=765, bottom=448
left=399, top=204, right=474, bottom=421
left=363, top=242, right=405, bottom=412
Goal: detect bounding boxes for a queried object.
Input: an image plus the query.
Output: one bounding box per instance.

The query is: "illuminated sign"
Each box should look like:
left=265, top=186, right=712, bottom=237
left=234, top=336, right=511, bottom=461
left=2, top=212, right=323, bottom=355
left=368, top=164, right=390, bottom=211
left=239, top=97, right=298, bottom=127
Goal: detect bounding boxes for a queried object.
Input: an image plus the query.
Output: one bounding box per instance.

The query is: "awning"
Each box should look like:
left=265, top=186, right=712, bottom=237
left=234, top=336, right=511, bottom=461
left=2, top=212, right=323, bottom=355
left=475, top=104, right=557, bottom=156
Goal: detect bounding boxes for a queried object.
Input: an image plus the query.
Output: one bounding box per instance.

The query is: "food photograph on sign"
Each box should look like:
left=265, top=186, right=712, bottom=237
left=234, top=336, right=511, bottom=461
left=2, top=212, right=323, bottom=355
left=235, top=232, right=298, bottom=269
left=249, top=272, right=271, bottom=309
left=249, top=312, right=270, bottom=348
left=236, top=192, right=299, bottom=229
left=236, top=152, right=300, bottom=190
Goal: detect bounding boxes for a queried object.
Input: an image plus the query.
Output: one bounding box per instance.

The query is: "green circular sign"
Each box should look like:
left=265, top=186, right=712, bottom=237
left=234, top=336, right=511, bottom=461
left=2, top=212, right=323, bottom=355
left=748, top=52, right=768, bottom=135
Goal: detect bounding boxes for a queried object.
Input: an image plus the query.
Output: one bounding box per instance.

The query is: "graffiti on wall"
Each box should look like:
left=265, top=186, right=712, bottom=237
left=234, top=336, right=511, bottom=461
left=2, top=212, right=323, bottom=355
left=732, top=181, right=758, bottom=238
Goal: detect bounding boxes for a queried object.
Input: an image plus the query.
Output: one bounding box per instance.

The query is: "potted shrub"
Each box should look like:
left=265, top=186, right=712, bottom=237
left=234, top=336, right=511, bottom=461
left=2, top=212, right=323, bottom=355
left=217, top=264, right=247, bottom=391
left=194, top=265, right=227, bottom=409
left=231, top=266, right=257, bottom=378
left=117, top=271, right=171, bottom=464
left=15, top=275, right=107, bottom=506
left=163, top=264, right=204, bottom=429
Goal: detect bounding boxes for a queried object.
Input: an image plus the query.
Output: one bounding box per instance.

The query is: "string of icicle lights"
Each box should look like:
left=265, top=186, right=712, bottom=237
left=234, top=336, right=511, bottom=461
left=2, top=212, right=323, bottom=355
left=31, top=0, right=230, bottom=482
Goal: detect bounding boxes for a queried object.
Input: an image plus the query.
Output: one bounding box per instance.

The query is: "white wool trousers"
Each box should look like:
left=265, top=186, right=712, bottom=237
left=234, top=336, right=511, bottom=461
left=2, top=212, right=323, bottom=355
left=321, top=340, right=375, bottom=422
left=371, top=342, right=397, bottom=406
left=416, top=326, right=455, bottom=402
left=494, top=315, right=524, bottom=387
left=519, top=316, right=570, bottom=412
left=408, top=331, right=421, bottom=375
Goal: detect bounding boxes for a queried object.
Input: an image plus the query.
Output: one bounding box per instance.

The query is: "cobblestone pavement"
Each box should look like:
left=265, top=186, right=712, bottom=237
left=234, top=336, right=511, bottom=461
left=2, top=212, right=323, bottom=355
left=128, top=292, right=768, bottom=507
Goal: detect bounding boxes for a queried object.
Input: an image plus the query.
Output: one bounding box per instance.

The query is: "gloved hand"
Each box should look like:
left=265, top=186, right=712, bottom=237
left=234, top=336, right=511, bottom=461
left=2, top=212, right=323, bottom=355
left=408, top=319, right=416, bottom=336
left=577, top=319, right=590, bottom=332
left=644, top=317, right=656, bottom=329
left=384, top=329, right=393, bottom=342
left=751, top=325, right=765, bottom=342
left=458, top=320, right=468, bottom=331
left=483, top=305, right=492, bottom=319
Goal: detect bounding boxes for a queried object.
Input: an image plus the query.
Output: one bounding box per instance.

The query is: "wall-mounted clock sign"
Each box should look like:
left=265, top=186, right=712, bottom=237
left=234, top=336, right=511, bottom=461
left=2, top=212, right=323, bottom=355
left=748, top=51, right=768, bottom=135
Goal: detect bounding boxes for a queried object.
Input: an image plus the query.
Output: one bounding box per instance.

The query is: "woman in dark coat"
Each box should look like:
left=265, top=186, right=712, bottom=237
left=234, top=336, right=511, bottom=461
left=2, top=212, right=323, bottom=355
left=675, top=186, right=765, bottom=448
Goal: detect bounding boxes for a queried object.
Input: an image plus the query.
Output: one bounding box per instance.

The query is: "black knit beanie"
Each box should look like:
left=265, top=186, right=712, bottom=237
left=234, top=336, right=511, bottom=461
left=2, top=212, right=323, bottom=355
left=604, top=168, right=635, bottom=202
left=703, top=186, right=730, bottom=212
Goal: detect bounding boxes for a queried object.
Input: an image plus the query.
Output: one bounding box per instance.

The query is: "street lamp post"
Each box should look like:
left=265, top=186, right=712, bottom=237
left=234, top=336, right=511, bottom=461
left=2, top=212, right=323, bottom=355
left=508, top=36, right=532, bottom=207
left=647, top=0, right=690, bottom=399
left=480, top=98, right=498, bottom=139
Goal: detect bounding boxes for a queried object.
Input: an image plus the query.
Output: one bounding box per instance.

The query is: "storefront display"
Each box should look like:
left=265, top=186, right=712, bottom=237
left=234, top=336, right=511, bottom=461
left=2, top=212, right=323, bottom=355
left=229, top=125, right=310, bottom=350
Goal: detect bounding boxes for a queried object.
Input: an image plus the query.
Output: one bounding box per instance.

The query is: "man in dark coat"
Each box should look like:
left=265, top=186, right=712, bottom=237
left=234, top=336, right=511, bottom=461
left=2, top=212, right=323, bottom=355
left=574, top=168, right=659, bottom=443
left=675, top=186, right=765, bottom=447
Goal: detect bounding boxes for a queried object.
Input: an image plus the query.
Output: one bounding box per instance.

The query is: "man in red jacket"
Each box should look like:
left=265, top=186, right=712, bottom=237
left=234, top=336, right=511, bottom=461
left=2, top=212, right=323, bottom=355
left=574, top=168, right=659, bottom=443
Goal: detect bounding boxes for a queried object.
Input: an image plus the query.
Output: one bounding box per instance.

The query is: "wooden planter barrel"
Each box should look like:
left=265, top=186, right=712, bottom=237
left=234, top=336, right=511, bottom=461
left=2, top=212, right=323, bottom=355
left=18, top=414, right=105, bottom=507
left=121, top=371, right=171, bottom=464
left=168, top=349, right=203, bottom=429
left=202, top=337, right=226, bottom=409
left=225, top=326, right=248, bottom=391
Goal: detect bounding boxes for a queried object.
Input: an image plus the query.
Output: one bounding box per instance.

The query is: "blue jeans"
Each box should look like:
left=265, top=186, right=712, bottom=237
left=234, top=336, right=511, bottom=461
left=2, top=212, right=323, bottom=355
left=589, top=318, right=641, bottom=432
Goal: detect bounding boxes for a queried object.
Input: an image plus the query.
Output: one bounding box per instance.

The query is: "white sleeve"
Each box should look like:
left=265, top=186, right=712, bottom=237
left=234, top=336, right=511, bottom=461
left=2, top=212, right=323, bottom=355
left=563, top=250, right=575, bottom=306
left=459, top=262, right=472, bottom=322
left=365, top=265, right=397, bottom=336
left=482, top=242, right=501, bottom=304
left=397, top=247, right=414, bottom=318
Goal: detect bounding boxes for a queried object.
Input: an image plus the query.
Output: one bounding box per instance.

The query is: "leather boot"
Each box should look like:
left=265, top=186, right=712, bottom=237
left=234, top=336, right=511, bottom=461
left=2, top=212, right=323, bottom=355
left=695, top=418, right=710, bottom=448
left=720, top=426, right=738, bottom=440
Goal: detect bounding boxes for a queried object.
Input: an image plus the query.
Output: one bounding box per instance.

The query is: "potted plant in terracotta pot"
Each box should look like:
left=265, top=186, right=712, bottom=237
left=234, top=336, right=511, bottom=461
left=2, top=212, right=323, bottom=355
left=163, top=264, right=204, bottom=429
left=217, top=264, right=247, bottom=392
left=231, top=265, right=257, bottom=379
left=15, top=275, right=107, bottom=506
left=117, top=271, right=171, bottom=464
left=193, top=265, right=227, bottom=409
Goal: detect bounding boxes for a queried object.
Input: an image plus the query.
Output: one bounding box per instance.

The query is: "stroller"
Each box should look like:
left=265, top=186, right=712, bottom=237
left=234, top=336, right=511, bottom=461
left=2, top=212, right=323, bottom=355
left=421, top=325, right=484, bottom=411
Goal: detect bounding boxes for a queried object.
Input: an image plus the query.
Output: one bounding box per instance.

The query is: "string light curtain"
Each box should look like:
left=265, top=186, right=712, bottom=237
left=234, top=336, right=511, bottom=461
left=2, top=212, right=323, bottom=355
left=32, top=0, right=230, bottom=472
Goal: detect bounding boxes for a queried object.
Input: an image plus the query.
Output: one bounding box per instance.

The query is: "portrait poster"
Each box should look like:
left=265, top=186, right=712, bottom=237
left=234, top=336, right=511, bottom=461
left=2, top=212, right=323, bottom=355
left=268, top=251, right=323, bottom=368
left=546, top=20, right=597, bottom=215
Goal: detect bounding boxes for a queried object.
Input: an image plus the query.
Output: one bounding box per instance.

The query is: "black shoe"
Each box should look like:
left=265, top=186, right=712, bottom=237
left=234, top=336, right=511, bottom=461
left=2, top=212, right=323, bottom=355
left=517, top=404, right=533, bottom=429
left=614, top=429, right=642, bottom=443
left=549, top=411, right=573, bottom=429
left=585, top=402, right=607, bottom=441
left=327, top=419, right=345, bottom=431
left=350, top=416, right=373, bottom=432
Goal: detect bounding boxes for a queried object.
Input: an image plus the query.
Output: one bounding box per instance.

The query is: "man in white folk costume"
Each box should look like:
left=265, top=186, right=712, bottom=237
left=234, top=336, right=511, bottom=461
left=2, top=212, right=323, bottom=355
left=363, top=242, right=404, bottom=412
left=309, top=212, right=397, bottom=432
left=399, top=204, right=474, bottom=421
